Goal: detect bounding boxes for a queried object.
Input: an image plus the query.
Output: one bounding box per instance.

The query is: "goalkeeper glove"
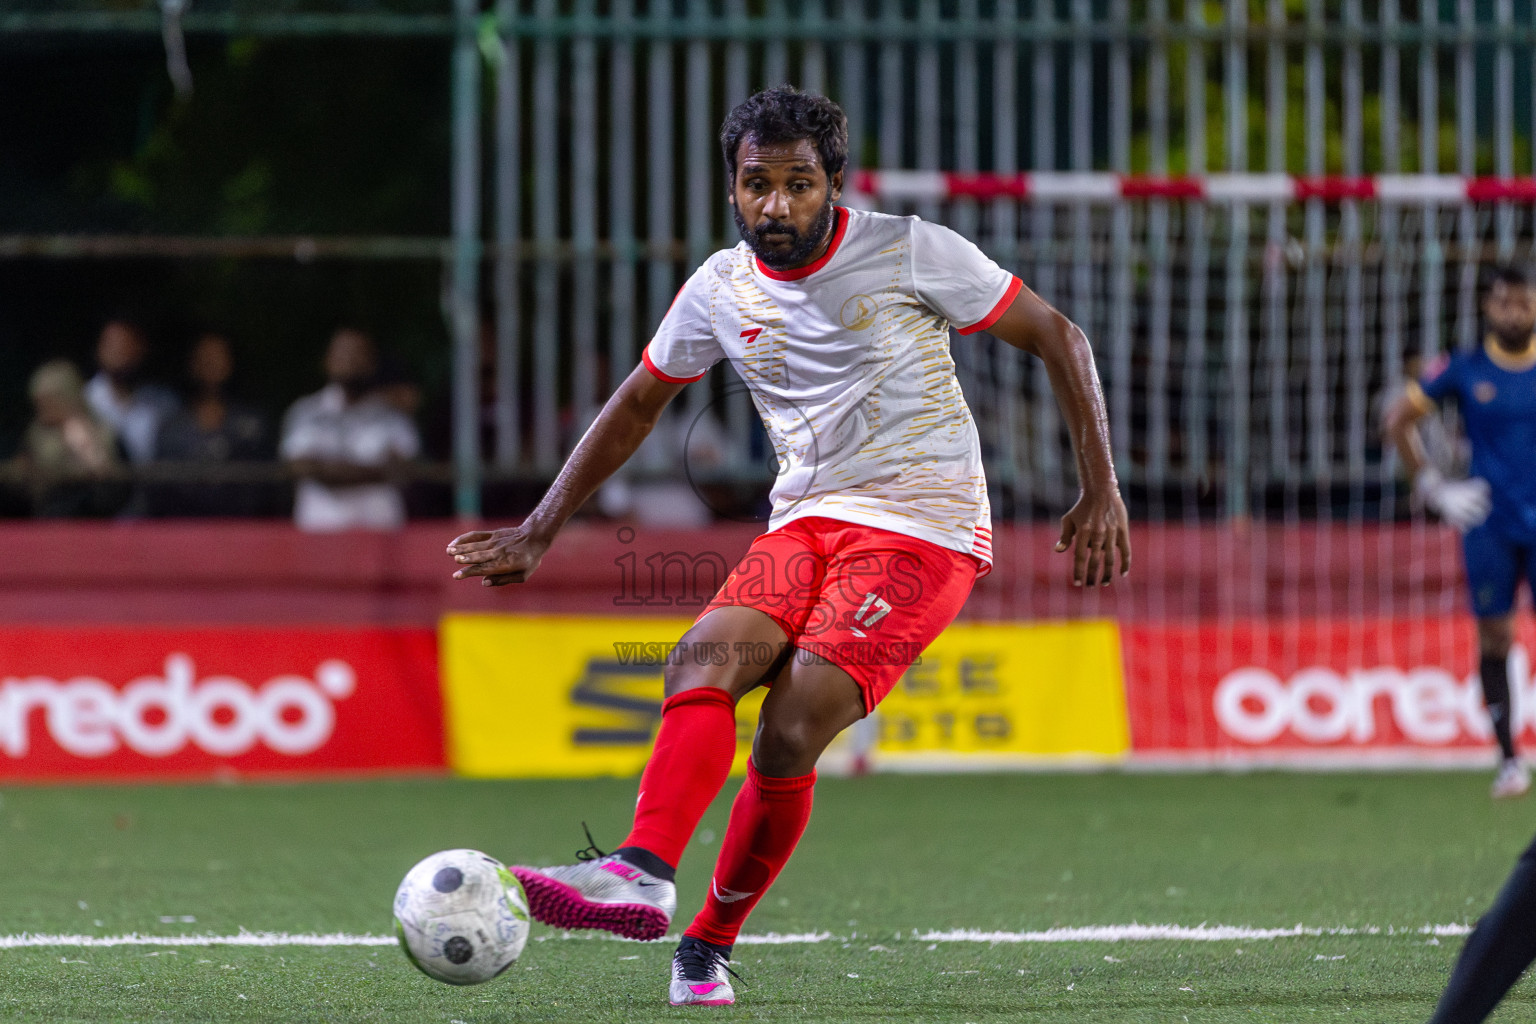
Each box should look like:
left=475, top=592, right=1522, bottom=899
left=1414, top=467, right=1492, bottom=533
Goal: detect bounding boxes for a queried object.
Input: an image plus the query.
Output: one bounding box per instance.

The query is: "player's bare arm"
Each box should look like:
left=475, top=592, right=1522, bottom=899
left=447, top=365, right=685, bottom=586
left=1382, top=390, right=1431, bottom=478
left=986, top=283, right=1131, bottom=587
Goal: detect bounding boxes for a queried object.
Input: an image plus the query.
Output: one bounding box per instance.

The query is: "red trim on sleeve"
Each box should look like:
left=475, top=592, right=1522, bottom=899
left=754, top=207, right=850, bottom=281
left=642, top=346, right=708, bottom=384
left=956, top=275, right=1024, bottom=335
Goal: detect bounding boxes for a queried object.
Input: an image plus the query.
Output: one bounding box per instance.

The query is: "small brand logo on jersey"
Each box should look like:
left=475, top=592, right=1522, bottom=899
left=1474, top=380, right=1498, bottom=403
left=840, top=294, right=879, bottom=330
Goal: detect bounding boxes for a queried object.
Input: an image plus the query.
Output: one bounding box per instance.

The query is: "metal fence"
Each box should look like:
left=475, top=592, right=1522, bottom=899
left=478, top=0, right=1536, bottom=523
left=8, top=1, right=1536, bottom=522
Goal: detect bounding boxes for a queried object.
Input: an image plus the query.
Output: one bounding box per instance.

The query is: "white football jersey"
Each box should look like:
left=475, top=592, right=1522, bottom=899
left=643, top=207, right=1021, bottom=570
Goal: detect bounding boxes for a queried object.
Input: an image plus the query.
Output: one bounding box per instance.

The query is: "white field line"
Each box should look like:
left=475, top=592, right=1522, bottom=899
left=0, top=931, right=398, bottom=949
left=0, top=923, right=1472, bottom=949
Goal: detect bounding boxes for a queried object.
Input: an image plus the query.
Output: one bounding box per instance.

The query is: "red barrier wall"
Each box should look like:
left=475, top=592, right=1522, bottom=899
left=0, top=520, right=1503, bottom=774
left=0, top=519, right=1470, bottom=625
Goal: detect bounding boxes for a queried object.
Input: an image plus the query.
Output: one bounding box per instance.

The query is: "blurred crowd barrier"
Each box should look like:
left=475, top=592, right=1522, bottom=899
left=1, top=518, right=1529, bottom=780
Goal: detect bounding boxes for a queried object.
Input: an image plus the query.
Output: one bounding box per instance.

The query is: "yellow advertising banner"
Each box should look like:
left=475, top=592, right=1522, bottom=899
left=441, top=615, right=1129, bottom=778
left=872, top=621, right=1130, bottom=767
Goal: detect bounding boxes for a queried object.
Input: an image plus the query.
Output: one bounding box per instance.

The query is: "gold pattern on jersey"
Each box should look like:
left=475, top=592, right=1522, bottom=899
left=651, top=209, right=1011, bottom=567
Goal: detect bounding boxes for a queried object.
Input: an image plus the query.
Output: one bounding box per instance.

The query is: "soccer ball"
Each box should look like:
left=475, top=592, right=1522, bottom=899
left=393, top=849, right=530, bottom=985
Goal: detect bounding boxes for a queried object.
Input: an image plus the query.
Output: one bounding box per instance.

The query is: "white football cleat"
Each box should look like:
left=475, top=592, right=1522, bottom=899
left=1492, top=759, right=1530, bottom=800
left=669, top=936, right=737, bottom=1006
left=511, top=851, right=676, bottom=941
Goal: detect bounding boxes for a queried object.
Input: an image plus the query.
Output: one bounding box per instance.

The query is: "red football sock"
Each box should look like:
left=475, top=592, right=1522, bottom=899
left=684, top=760, right=816, bottom=947
left=621, top=687, right=738, bottom=869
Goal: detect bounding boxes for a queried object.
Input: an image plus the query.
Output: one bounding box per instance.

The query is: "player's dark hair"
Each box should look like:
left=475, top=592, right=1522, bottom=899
left=1483, top=264, right=1529, bottom=292
left=720, top=86, right=848, bottom=186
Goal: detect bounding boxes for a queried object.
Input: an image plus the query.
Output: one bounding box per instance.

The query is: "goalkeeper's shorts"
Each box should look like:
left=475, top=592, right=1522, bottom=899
left=1463, top=519, right=1536, bottom=618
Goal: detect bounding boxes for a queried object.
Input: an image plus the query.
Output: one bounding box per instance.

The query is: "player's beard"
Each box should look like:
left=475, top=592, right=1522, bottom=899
left=1491, top=320, right=1535, bottom=349
left=734, top=195, right=836, bottom=271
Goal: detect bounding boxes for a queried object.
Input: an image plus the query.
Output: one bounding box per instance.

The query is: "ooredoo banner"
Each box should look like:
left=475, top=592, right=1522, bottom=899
left=0, top=627, right=443, bottom=779
left=1124, top=618, right=1536, bottom=761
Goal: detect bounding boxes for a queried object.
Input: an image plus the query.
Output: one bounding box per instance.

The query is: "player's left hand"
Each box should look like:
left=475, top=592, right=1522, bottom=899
left=1055, top=486, right=1132, bottom=587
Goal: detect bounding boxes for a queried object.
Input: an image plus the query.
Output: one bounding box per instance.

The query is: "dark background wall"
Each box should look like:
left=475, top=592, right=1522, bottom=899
left=0, top=30, right=455, bottom=457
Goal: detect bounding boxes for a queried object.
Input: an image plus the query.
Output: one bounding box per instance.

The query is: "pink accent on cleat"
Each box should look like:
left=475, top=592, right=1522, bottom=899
left=512, top=866, right=671, bottom=941
left=602, top=861, right=642, bottom=881
left=669, top=936, right=737, bottom=1005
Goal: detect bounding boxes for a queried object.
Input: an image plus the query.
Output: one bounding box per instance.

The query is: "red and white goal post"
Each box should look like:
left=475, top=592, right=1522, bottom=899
left=853, top=170, right=1536, bottom=205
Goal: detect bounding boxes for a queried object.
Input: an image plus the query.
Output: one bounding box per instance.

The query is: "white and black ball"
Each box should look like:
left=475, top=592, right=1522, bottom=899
left=393, top=849, right=530, bottom=985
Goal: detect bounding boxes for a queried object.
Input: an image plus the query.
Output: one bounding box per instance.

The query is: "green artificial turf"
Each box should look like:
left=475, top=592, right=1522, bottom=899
left=0, top=771, right=1533, bottom=1022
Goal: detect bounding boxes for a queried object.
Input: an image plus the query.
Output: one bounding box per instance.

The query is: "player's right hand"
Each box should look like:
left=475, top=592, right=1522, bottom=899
left=1415, top=468, right=1492, bottom=533
left=1055, top=485, right=1132, bottom=587
left=447, top=525, right=550, bottom=587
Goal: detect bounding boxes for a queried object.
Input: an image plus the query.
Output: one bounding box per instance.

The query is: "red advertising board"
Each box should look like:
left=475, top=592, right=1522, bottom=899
left=1124, top=618, right=1536, bottom=760
left=0, top=627, right=443, bottom=779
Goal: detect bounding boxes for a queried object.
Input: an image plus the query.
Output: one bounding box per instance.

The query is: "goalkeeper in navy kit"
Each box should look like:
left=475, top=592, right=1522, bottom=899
left=1385, top=264, right=1536, bottom=800
left=1383, top=265, right=1536, bottom=1023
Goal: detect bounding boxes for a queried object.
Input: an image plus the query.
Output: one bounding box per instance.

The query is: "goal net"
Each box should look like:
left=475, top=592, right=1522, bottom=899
left=856, top=174, right=1536, bottom=765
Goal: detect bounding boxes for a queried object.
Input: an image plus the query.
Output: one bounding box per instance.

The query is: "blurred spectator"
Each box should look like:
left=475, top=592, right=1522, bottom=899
left=10, top=360, right=126, bottom=517
left=422, top=315, right=542, bottom=517
left=280, top=327, right=421, bottom=532
left=375, top=356, right=425, bottom=421
left=374, top=356, right=449, bottom=519
left=597, top=404, right=727, bottom=528
left=84, top=318, right=180, bottom=465
left=151, top=332, right=274, bottom=517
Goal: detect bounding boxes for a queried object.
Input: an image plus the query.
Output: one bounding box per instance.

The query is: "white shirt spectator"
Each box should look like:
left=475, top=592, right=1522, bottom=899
left=280, top=383, right=421, bottom=532
left=84, top=373, right=180, bottom=464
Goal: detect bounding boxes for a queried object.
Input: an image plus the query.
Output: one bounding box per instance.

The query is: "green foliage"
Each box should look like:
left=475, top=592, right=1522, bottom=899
left=100, top=37, right=450, bottom=235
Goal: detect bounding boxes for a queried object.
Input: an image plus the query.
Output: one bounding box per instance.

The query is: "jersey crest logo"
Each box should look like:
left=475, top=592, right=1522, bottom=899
left=740, top=327, right=764, bottom=346
left=839, top=293, right=879, bottom=331
left=1474, top=380, right=1497, bottom=403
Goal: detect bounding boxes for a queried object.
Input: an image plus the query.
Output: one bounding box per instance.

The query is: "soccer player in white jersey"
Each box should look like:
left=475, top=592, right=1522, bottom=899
left=447, top=87, right=1131, bottom=1006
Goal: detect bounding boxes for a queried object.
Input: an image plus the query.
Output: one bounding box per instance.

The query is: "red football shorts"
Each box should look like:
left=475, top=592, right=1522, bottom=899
left=697, top=516, right=982, bottom=712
